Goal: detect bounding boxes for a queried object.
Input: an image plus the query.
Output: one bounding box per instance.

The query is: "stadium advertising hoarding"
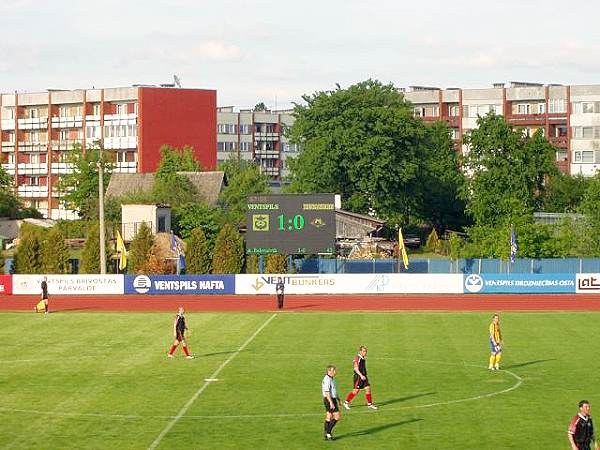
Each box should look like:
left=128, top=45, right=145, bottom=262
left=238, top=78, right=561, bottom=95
left=576, top=273, right=600, bottom=293
left=245, top=194, right=336, bottom=255
left=235, top=274, right=463, bottom=295
left=463, top=273, right=576, bottom=294
left=0, top=275, right=12, bottom=295
left=125, top=275, right=235, bottom=295
left=12, top=275, right=124, bottom=295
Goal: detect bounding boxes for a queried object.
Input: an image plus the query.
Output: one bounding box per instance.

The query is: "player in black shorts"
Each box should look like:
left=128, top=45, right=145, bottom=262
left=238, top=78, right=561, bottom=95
left=167, top=307, right=194, bottom=359
left=343, top=345, right=378, bottom=410
left=322, top=365, right=341, bottom=440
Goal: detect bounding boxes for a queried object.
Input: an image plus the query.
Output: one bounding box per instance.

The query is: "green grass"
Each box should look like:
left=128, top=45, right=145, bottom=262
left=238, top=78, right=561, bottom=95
left=0, top=311, right=598, bottom=449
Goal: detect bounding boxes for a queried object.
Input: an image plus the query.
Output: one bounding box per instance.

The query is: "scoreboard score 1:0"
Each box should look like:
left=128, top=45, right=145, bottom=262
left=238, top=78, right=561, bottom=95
left=246, top=194, right=336, bottom=255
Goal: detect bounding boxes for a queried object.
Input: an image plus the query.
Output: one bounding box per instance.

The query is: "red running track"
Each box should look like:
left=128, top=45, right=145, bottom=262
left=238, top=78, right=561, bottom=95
left=2, top=294, right=600, bottom=312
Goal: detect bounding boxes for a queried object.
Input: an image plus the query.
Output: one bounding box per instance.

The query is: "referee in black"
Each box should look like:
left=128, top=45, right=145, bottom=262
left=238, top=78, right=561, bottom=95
left=568, top=400, right=598, bottom=450
left=276, top=277, right=285, bottom=310
left=322, top=365, right=341, bottom=441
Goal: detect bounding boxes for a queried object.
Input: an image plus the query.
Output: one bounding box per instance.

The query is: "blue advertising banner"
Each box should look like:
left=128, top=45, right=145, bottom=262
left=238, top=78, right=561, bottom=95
left=463, top=273, right=576, bottom=294
left=125, top=275, right=235, bottom=295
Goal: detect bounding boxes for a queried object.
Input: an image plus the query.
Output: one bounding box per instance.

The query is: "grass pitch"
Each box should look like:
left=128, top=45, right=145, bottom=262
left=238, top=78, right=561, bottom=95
left=0, top=311, right=598, bottom=449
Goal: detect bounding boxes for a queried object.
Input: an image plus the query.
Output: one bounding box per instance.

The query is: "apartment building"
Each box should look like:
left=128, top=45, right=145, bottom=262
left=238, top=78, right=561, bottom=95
left=404, top=82, right=600, bottom=176
left=216, top=107, right=297, bottom=180
left=0, top=86, right=216, bottom=219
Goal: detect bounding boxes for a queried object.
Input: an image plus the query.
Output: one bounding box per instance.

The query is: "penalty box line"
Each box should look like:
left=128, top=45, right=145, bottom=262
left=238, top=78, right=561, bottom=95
left=147, top=313, right=278, bottom=450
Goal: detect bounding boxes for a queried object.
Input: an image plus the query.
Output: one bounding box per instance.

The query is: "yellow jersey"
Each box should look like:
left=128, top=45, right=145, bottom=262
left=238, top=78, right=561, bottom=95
left=489, top=322, right=501, bottom=344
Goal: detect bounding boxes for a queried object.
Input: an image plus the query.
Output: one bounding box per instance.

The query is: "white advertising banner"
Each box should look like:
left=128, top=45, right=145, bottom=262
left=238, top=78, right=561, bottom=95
left=235, top=274, right=463, bottom=295
left=576, top=273, right=600, bottom=294
left=13, top=275, right=124, bottom=295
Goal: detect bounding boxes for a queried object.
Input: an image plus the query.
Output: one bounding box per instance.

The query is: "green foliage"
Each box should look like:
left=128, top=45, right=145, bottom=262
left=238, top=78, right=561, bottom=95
left=42, top=227, right=71, bottom=274
left=264, top=254, right=288, bottom=274
left=152, top=145, right=201, bottom=206
left=55, top=220, right=88, bottom=239
left=173, top=202, right=224, bottom=242
left=0, top=166, right=42, bottom=219
left=541, top=173, right=589, bottom=213
left=57, top=142, right=113, bottom=220
left=245, top=254, right=260, bottom=274
left=13, top=224, right=46, bottom=274
left=461, top=115, right=558, bottom=226
left=447, top=233, right=464, bottom=260
left=128, top=222, right=154, bottom=274
left=287, top=79, right=463, bottom=228
left=185, top=228, right=211, bottom=274
left=212, top=224, right=244, bottom=273
left=253, top=102, right=268, bottom=112
left=217, top=157, right=271, bottom=224
left=79, top=222, right=110, bottom=274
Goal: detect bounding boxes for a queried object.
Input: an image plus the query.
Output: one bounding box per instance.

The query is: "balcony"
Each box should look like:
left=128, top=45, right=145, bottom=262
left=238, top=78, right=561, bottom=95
left=114, top=162, right=137, bottom=173
left=104, top=137, right=137, bottom=150
left=18, top=141, right=49, bottom=152
left=18, top=185, right=49, bottom=198
left=17, top=163, right=48, bottom=175
left=507, top=113, right=545, bottom=125
left=254, top=148, right=279, bottom=158
left=548, top=136, right=568, bottom=148
left=446, top=116, right=460, bottom=128
left=17, top=117, right=48, bottom=130
left=51, top=116, right=84, bottom=129
left=50, top=163, right=74, bottom=175
left=51, top=139, right=83, bottom=151
left=1, top=119, right=15, bottom=130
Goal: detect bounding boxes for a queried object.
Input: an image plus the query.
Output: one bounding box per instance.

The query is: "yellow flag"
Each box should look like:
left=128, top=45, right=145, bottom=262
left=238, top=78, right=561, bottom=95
left=116, top=230, right=127, bottom=270
left=398, top=228, right=409, bottom=270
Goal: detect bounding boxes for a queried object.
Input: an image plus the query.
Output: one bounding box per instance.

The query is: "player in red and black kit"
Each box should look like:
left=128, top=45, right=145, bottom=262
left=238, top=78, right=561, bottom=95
left=568, top=400, right=598, bottom=450
left=343, top=345, right=378, bottom=410
left=167, top=307, right=194, bottom=359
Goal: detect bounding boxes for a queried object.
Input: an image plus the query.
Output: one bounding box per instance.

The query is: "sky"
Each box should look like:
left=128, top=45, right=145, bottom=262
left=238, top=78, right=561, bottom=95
left=2, top=0, right=600, bottom=110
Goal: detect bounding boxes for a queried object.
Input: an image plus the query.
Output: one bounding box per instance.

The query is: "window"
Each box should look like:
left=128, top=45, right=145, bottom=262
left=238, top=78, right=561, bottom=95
left=413, top=107, right=425, bottom=117
left=477, top=105, right=489, bottom=116
left=217, top=142, right=236, bottom=151
left=116, top=151, right=127, bottom=162
left=7, top=132, right=15, bottom=143
left=548, top=98, right=566, bottom=113
left=27, top=109, right=39, bottom=119
left=59, top=106, right=69, bottom=117
left=30, top=176, right=39, bottom=186
left=86, top=126, right=101, bottom=139
left=490, top=104, right=503, bottom=115
left=60, top=130, right=69, bottom=141
left=449, top=105, right=460, bottom=117
left=450, top=129, right=460, bottom=140
left=517, top=104, right=530, bottom=115
left=240, top=142, right=251, bottom=152
left=116, top=104, right=128, bottom=115
left=158, top=216, right=166, bottom=233
left=574, top=151, right=595, bottom=163
left=556, top=125, right=568, bottom=137
left=583, top=127, right=594, bottom=139
left=521, top=127, right=532, bottom=138
left=7, top=153, right=15, bottom=164
left=431, top=105, right=439, bottom=117
left=92, top=104, right=101, bottom=115
left=583, top=102, right=595, bottom=114
left=239, top=124, right=251, bottom=134
left=556, top=150, right=568, bottom=161
left=537, top=103, right=546, bottom=114
left=4, top=108, right=14, bottom=119
left=30, top=153, right=40, bottom=164
left=128, top=124, right=137, bottom=137
left=134, top=103, right=138, bottom=115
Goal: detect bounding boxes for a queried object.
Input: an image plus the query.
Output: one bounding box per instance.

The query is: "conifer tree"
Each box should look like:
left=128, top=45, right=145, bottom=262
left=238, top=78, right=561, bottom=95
left=128, top=222, right=154, bottom=274
left=212, top=224, right=244, bottom=273
left=42, top=226, right=71, bottom=274
left=185, top=228, right=211, bottom=274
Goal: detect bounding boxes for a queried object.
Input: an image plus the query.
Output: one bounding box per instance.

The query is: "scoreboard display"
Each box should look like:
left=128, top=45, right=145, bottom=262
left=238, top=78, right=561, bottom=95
left=246, top=194, right=336, bottom=255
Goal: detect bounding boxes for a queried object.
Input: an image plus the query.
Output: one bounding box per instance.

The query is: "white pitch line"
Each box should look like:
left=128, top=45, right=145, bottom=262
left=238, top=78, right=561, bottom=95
left=146, top=313, right=277, bottom=450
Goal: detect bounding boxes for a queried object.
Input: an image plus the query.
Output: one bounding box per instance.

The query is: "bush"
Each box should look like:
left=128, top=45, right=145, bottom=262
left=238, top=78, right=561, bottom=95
left=128, top=222, right=154, bottom=274
left=212, top=224, right=244, bottom=274
left=185, top=228, right=211, bottom=274
left=42, top=227, right=71, bottom=274
left=246, top=254, right=260, bottom=274
left=265, top=254, right=288, bottom=274
left=13, top=224, right=46, bottom=274
left=80, top=222, right=110, bottom=273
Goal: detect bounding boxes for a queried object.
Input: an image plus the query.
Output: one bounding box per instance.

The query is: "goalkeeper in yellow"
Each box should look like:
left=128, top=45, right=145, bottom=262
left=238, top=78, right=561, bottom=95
left=488, top=314, right=503, bottom=370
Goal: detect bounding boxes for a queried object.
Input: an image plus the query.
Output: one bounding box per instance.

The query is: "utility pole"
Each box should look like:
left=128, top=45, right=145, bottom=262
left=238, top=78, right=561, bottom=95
left=98, top=149, right=106, bottom=274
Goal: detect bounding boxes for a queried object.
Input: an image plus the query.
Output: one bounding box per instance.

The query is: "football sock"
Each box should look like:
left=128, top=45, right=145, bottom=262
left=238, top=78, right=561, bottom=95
left=183, top=345, right=190, bottom=357
left=489, top=355, right=495, bottom=367
left=168, top=345, right=177, bottom=355
left=495, top=354, right=501, bottom=365
left=366, top=393, right=373, bottom=404
left=329, top=419, right=337, bottom=433
left=345, top=392, right=356, bottom=403
left=324, top=421, right=330, bottom=435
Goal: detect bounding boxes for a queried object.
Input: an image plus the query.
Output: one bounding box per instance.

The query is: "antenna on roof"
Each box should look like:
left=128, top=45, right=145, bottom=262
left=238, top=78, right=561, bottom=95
left=173, top=74, right=182, bottom=88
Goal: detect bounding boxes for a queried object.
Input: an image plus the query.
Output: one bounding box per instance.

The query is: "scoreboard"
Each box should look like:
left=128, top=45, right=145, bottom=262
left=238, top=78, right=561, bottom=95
left=246, top=194, right=336, bottom=255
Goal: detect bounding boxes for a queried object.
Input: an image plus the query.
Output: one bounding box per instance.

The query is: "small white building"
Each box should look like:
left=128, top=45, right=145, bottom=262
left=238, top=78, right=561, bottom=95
left=121, top=204, right=171, bottom=241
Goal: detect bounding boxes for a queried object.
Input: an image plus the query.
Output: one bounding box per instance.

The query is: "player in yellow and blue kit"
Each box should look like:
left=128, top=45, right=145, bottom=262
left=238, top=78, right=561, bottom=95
left=489, top=314, right=503, bottom=370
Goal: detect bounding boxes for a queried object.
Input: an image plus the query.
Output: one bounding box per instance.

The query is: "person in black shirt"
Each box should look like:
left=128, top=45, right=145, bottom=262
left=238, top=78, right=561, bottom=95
left=34, top=277, right=49, bottom=314
left=167, top=307, right=194, bottom=359
left=343, top=345, right=378, bottom=410
left=568, top=400, right=598, bottom=450
left=276, top=277, right=285, bottom=310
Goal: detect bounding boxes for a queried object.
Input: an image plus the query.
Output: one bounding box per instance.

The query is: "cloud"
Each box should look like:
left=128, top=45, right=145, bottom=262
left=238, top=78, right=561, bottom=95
left=193, top=40, right=244, bottom=62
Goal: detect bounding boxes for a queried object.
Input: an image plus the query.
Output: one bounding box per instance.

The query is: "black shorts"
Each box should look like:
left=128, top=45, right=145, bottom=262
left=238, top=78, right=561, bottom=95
left=176, top=331, right=185, bottom=342
left=323, top=398, right=339, bottom=413
left=353, top=374, right=370, bottom=390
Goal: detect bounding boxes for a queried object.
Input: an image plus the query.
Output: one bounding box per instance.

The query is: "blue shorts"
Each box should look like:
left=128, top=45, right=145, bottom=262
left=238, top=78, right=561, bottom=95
left=490, top=339, right=501, bottom=353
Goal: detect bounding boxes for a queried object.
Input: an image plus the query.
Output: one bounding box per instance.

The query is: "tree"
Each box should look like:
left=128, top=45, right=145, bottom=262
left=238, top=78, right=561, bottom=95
left=173, top=202, right=224, bottom=241
left=57, top=141, right=113, bottom=220
left=218, top=157, right=271, bottom=224
left=265, top=254, right=288, bottom=274
left=128, top=222, right=154, bottom=274
left=141, top=244, right=174, bottom=274
left=254, top=102, right=268, bottom=112
left=42, top=226, right=71, bottom=274
left=13, top=224, right=45, bottom=273
left=0, top=166, right=42, bottom=219
left=212, top=224, right=244, bottom=273
left=185, top=228, right=211, bottom=274
left=287, top=79, right=463, bottom=227
left=542, top=173, right=589, bottom=213
left=245, top=254, right=260, bottom=273
left=153, top=145, right=201, bottom=206
left=461, top=114, right=558, bottom=227
left=80, top=222, right=110, bottom=274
